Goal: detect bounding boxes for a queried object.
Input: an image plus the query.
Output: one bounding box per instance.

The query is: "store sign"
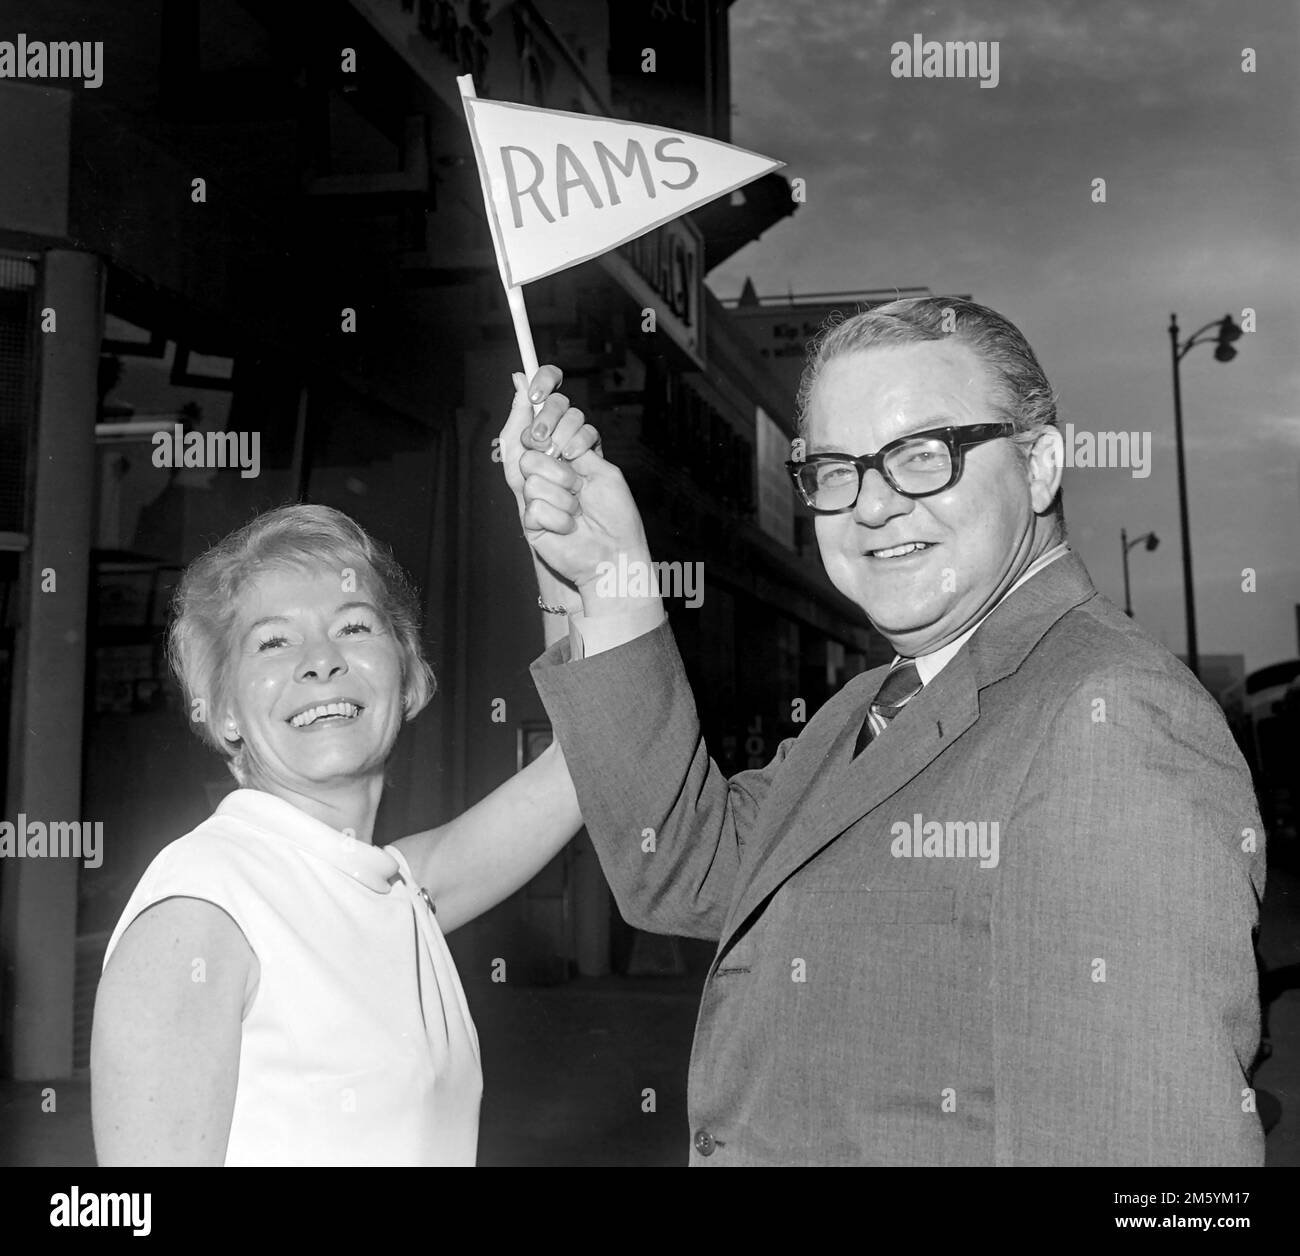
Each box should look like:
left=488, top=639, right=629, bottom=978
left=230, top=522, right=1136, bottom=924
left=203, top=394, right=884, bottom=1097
left=601, top=215, right=705, bottom=365
left=755, top=405, right=794, bottom=550
left=347, top=0, right=501, bottom=105
left=729, top=297, right=925, bottom=399
left=731, top=302, right=848, bottom=398
left=734, top=301, right=877, bottom=402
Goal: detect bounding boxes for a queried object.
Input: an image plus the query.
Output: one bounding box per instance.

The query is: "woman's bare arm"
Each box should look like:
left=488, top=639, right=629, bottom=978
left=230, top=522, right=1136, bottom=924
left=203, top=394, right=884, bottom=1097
left=392, top=739, right=581, bottom=933
left=91, top=896, right=253, bottom=1166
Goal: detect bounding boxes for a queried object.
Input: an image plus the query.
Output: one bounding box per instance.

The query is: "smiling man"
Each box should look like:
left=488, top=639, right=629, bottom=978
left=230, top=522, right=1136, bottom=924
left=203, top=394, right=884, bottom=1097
left=511, top=296, right=1266, bottom=1167
left=795, top=332, right=1061, bottom=657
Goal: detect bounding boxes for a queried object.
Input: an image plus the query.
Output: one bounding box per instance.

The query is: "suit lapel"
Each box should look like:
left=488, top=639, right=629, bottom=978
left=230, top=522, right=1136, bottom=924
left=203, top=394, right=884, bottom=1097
left=722, top=655, right=980, bottom=943
left=717, top=552, right=1100, bottom=951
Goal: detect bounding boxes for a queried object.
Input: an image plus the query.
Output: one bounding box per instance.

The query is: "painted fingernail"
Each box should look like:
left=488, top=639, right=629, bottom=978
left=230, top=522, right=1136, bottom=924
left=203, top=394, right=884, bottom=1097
left=530, top=390, right=544, bottom=403
left=531, top=423, right=549, bottom=440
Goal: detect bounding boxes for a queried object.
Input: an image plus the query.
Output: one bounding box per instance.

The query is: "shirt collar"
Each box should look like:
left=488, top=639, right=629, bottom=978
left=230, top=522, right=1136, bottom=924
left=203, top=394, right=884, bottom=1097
left=911, top=543, right=1070, bottom=685
left=216, top=789, right=400, bottom=894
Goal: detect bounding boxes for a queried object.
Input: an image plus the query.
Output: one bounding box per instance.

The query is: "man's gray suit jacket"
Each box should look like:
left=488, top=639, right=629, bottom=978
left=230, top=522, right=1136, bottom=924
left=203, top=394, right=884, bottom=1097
left=531, top=553, right=1266, bottom=1165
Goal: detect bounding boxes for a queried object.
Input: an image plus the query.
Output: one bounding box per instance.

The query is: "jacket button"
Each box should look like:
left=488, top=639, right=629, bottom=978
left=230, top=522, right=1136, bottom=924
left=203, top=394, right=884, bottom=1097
left=693, top=1129, right=716, bottom=1157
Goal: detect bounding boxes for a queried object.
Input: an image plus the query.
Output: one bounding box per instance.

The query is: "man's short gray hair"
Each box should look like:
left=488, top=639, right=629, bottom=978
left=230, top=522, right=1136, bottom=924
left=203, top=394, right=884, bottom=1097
left=799, top=298, right=1067, bottom=524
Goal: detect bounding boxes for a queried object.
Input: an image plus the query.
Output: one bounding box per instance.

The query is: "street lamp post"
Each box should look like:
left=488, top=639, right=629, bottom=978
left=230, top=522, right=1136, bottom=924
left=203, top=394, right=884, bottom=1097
left=1167, top=312, right=1242, bottom=679
left=1120, top=527, right=1159, bottom=618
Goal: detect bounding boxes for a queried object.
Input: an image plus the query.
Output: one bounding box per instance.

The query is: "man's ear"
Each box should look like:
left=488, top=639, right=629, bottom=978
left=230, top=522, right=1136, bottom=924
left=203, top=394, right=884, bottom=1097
left=1026, top=426, right=1064, bottom=516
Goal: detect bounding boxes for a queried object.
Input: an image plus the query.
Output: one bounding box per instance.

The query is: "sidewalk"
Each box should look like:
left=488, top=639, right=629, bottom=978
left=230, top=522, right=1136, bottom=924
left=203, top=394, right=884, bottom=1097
left=0, top=973, right=704, bottom=1169
left=473, top=972, right=701, bottom=1166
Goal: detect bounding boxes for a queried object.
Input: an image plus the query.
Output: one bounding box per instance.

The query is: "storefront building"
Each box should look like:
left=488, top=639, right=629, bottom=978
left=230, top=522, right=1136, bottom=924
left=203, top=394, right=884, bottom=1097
left=0, top=0, right=885, bottom=1080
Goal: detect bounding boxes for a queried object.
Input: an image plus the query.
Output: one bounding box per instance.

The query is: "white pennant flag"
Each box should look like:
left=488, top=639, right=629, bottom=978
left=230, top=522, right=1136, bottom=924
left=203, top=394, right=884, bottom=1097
left=462, top=96, right=784, bottom=288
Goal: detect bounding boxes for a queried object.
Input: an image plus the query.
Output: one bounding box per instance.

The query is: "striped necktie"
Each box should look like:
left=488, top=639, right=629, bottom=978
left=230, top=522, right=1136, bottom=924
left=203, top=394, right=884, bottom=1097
left=853, top=659, right=924, bottom=757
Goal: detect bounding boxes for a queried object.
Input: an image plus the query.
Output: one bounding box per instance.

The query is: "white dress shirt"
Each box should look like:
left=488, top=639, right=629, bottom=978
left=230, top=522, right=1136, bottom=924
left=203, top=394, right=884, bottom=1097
left=911, top=543, right=1070, bottom=683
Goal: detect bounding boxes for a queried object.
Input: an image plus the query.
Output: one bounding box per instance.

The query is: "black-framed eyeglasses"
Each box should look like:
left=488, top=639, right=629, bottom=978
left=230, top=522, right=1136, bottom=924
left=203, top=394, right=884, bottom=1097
left=785, top=422, right=1019, bottom=513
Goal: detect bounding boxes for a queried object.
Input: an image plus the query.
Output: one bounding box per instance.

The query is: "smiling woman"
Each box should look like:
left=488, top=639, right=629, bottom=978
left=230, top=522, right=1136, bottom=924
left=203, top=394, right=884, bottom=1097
left=89, top=498, right=590, bottom=1167
left=167, top=504, right=435, bottom=794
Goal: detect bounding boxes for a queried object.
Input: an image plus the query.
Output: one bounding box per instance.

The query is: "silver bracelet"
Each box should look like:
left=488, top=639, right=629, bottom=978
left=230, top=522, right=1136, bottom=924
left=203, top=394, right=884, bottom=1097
left=537, top=594, right=570, bottom=615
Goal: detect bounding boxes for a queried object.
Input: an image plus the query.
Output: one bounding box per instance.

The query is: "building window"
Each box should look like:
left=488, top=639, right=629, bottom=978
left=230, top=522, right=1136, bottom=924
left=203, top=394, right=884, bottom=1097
left=0, top=254, right=38, bottom=537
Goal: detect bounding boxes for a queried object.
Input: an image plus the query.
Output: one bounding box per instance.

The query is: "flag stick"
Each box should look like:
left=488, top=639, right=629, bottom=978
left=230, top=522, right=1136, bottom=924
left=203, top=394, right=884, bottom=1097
left=459, top=74, right=569, bottom=642
left=505, top=285, right=540, bottom=383
left=458, top=75, right=541, bottom=391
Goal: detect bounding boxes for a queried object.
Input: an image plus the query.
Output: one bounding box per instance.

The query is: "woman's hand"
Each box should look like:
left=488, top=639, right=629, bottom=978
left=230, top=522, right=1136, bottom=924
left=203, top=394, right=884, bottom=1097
left=499, top=367, right=601, bottom=516
left=501, top=367, right=653, bottom=618
left=499, top=367, right=602, bottom=617
left=506, top=389, right=653, bottom=616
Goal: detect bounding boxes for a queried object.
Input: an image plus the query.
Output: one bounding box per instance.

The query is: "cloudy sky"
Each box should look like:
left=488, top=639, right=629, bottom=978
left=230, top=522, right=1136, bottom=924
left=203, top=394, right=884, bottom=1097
left=711, top=0, right=1299, bottom=673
